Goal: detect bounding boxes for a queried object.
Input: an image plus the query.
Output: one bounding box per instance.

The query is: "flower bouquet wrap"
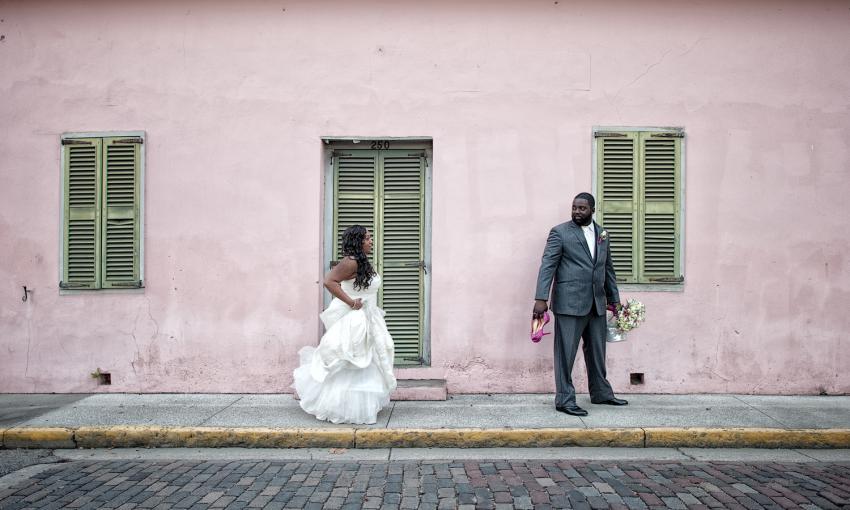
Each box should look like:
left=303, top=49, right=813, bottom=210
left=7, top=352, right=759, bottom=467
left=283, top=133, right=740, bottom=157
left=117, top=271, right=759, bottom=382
left=606, top=298, right=646, bottom=343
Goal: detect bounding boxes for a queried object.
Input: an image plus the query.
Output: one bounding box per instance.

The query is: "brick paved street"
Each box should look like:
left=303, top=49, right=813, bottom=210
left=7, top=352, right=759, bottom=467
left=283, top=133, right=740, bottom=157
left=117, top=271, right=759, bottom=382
left=1, top=459, right=849, bottom=509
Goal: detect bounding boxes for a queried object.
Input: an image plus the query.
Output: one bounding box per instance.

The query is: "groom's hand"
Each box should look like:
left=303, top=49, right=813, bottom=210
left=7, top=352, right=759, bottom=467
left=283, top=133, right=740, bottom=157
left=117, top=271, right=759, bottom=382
left=532, top=299, right=548, bottom=319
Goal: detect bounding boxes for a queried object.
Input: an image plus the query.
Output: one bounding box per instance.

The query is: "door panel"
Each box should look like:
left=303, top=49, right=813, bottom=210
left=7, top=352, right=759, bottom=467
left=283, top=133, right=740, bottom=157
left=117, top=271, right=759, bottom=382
left=332, top=149, right=427, bottom=365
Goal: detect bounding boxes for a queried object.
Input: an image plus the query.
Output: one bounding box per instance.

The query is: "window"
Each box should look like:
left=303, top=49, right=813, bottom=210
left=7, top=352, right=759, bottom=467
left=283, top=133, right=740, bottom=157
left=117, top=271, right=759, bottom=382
left=60, top=133, right=144, bottom=290
left=594, top=128, right=684, bottom=286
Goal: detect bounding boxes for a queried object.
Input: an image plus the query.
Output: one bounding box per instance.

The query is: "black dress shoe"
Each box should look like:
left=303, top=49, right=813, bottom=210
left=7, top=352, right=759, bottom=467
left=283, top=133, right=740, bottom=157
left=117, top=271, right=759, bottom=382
left=555, top=405, right=588, bottom=416
left=593, top=397, right=628, bottom=406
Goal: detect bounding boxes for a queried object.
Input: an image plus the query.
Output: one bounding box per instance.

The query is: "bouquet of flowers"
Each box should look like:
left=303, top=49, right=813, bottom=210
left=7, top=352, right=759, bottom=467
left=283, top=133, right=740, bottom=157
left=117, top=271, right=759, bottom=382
left=606, top=298, right=646, bottom=342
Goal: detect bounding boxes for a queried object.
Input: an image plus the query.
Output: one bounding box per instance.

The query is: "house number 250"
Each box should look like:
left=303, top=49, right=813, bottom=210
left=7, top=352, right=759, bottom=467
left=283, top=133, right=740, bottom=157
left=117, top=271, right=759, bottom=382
left=370, top=140, right=391, bottom=149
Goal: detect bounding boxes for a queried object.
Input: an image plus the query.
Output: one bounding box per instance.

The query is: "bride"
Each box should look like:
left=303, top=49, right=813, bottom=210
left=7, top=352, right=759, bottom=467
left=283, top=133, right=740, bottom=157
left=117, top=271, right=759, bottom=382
left=292, top=225, right=397, bottom=424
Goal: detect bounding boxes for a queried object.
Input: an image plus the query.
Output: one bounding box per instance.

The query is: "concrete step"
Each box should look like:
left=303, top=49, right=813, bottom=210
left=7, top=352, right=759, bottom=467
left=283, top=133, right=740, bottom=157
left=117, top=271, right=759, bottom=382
left=391, top=379, right=447, bottom=401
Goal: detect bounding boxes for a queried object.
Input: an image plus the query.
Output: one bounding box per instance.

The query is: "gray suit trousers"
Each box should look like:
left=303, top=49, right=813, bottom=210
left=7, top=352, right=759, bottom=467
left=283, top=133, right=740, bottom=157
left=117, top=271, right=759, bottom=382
left=553, top=311, right=615, bottom=407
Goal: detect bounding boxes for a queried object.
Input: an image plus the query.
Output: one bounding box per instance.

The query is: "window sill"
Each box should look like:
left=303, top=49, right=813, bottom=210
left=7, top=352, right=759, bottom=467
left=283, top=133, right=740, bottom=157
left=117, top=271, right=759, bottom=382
left=618, top=283, right=684, bottom=293
left=59, top=287, right=146, bottom=296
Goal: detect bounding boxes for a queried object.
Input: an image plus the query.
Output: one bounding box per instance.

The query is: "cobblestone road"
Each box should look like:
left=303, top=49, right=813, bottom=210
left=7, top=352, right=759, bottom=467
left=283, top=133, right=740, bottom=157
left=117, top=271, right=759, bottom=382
left=2, top=459, right=849, bottom=509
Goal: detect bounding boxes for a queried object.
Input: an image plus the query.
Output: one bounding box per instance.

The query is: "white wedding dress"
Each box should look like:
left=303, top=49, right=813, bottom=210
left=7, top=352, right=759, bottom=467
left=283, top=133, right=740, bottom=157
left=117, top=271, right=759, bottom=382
left=292, top=274, right=397, bottom=424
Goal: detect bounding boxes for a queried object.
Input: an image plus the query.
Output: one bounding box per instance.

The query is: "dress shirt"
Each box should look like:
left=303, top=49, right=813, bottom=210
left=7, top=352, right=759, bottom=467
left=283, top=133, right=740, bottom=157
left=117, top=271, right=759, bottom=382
left=581, top=223, right=596, bottom=260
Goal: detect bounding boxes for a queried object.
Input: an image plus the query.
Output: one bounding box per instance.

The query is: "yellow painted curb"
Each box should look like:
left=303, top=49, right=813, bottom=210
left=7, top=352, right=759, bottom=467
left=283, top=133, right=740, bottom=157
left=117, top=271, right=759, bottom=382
left=3, top=427, right=76, bottom=449
left=75, top=427, right=356, bottom=449
left=355, top=428, right=645, bottom=448
left=5, top=426, right=849, bottom=450
left=645, top=428, right=850, bottom=449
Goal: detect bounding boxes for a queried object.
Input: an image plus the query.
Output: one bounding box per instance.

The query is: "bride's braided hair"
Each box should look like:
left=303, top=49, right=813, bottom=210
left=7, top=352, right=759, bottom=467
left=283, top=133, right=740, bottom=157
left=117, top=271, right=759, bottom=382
left=341, top=225, right=375, bottom=290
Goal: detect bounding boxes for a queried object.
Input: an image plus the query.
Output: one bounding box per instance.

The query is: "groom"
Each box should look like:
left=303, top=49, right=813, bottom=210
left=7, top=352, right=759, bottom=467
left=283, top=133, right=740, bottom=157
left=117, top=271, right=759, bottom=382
left=533, top=192, right=627, bottom=416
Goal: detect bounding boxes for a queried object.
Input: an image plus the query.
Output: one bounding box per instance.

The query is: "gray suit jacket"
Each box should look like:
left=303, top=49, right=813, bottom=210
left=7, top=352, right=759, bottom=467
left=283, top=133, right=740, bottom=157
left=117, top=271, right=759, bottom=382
left=535, top=220, right=620, bottom=316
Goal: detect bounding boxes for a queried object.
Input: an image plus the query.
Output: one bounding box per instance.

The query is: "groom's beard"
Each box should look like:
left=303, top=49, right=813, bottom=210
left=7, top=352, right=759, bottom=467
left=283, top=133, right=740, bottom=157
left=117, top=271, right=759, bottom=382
left=572, top=215, right=592, bottom=226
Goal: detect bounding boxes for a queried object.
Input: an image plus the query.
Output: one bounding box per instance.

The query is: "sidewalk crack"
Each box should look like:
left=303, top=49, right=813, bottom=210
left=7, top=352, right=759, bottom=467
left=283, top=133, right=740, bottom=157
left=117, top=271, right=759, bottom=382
left=794, top=449, right=822, bottom=462
left=732, top=395, right=789, bottom=428
left=197, top=395, right=244, bottom=426
left=676, top=447, right=697, bottom=460
left=385, top=402, right=396, bottom=429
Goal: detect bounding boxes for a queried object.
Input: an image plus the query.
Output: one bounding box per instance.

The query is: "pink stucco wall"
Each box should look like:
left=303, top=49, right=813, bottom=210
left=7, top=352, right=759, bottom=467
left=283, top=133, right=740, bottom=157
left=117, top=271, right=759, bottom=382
left=1, top=0, right=849, bottom=394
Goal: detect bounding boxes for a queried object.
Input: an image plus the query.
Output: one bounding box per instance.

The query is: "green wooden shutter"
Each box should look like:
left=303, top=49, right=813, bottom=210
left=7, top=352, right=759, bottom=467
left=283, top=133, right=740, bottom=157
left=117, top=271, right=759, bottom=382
left=101, top=137, right=142, bottom=288
left=61, top=138, right=102, bottom=289
left=596, top=132, right=638, bottom=283
left=333, top=151, right=378, bottom=260
left=638, top=132, right=682, bottom=283
left=379, top=151, right=425, bottom=365
left=331, top=149, right=427, bottom=365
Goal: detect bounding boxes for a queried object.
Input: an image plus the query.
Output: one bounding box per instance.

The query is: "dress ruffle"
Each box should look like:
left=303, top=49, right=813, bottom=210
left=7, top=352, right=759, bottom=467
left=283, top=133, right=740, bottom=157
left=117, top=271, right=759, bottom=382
left=292, top=276, right=396, bottom=425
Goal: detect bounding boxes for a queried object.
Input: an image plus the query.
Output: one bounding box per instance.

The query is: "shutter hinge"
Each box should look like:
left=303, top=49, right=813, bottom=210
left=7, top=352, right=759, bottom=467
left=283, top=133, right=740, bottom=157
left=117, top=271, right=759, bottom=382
left=594, top=132, right=628, bottom=138
left=113, top=137, right=144, bottom=144
left=61, top=139, right=93, bottom=146
left=647, top=276, right=684, bottom=283
left=650, top=132, right=684, bottom=138
left=59, top=281, right=91, bottom=288
left=403, top=260, right=428, bottom=274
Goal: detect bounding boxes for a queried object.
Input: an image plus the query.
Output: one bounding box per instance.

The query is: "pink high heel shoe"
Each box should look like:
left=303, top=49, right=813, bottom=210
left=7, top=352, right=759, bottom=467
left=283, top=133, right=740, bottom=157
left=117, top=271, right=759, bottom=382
left=530, top=311, right=551, bottom=343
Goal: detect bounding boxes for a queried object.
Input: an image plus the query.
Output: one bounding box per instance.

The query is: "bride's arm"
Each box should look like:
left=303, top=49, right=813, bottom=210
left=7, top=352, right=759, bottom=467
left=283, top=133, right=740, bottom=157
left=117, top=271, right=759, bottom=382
left=323, top=257, right=362, bottom=309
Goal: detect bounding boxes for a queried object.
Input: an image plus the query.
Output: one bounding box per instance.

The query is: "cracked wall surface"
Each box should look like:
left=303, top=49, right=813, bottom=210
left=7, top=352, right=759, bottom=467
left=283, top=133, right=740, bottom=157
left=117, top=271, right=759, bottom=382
left=1, top=0, right=849, bottom=394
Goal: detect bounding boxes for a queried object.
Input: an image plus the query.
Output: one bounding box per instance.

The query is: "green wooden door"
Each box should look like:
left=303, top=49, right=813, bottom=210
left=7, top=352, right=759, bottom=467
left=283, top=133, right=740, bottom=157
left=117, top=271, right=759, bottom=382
left=333, top=149, right=427, bottom=365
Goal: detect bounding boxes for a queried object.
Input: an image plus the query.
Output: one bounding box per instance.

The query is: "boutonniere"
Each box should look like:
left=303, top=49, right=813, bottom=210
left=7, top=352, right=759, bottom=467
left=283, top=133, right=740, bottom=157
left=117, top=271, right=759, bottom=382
left=597, top=230, right=608, bottom=245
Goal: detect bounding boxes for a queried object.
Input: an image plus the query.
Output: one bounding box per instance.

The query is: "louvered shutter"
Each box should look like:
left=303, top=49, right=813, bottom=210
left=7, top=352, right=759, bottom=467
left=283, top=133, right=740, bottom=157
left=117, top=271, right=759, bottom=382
left=61, top=138, right=102, bottom=289
left=379, top=151, right=425, bottom=365
left=596, top=132, right=638, bottom=283
left=101, top=137, right=142, bottom=288
left=331, top=149, right=427, bottom=365
left=333, top=152, right=377, bottom=260
left=639, top=132, right=682, bottom=283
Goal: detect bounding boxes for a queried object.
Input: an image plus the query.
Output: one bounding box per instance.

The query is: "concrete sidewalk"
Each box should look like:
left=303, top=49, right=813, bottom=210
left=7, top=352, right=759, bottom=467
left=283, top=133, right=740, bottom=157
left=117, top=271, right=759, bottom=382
left=1, top=394, right=848, bottom=449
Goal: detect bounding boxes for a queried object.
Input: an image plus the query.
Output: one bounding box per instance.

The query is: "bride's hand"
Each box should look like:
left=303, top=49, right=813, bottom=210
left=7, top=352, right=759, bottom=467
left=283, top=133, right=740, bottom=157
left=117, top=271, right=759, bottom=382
left=350, top=298, right=363, bottom=310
